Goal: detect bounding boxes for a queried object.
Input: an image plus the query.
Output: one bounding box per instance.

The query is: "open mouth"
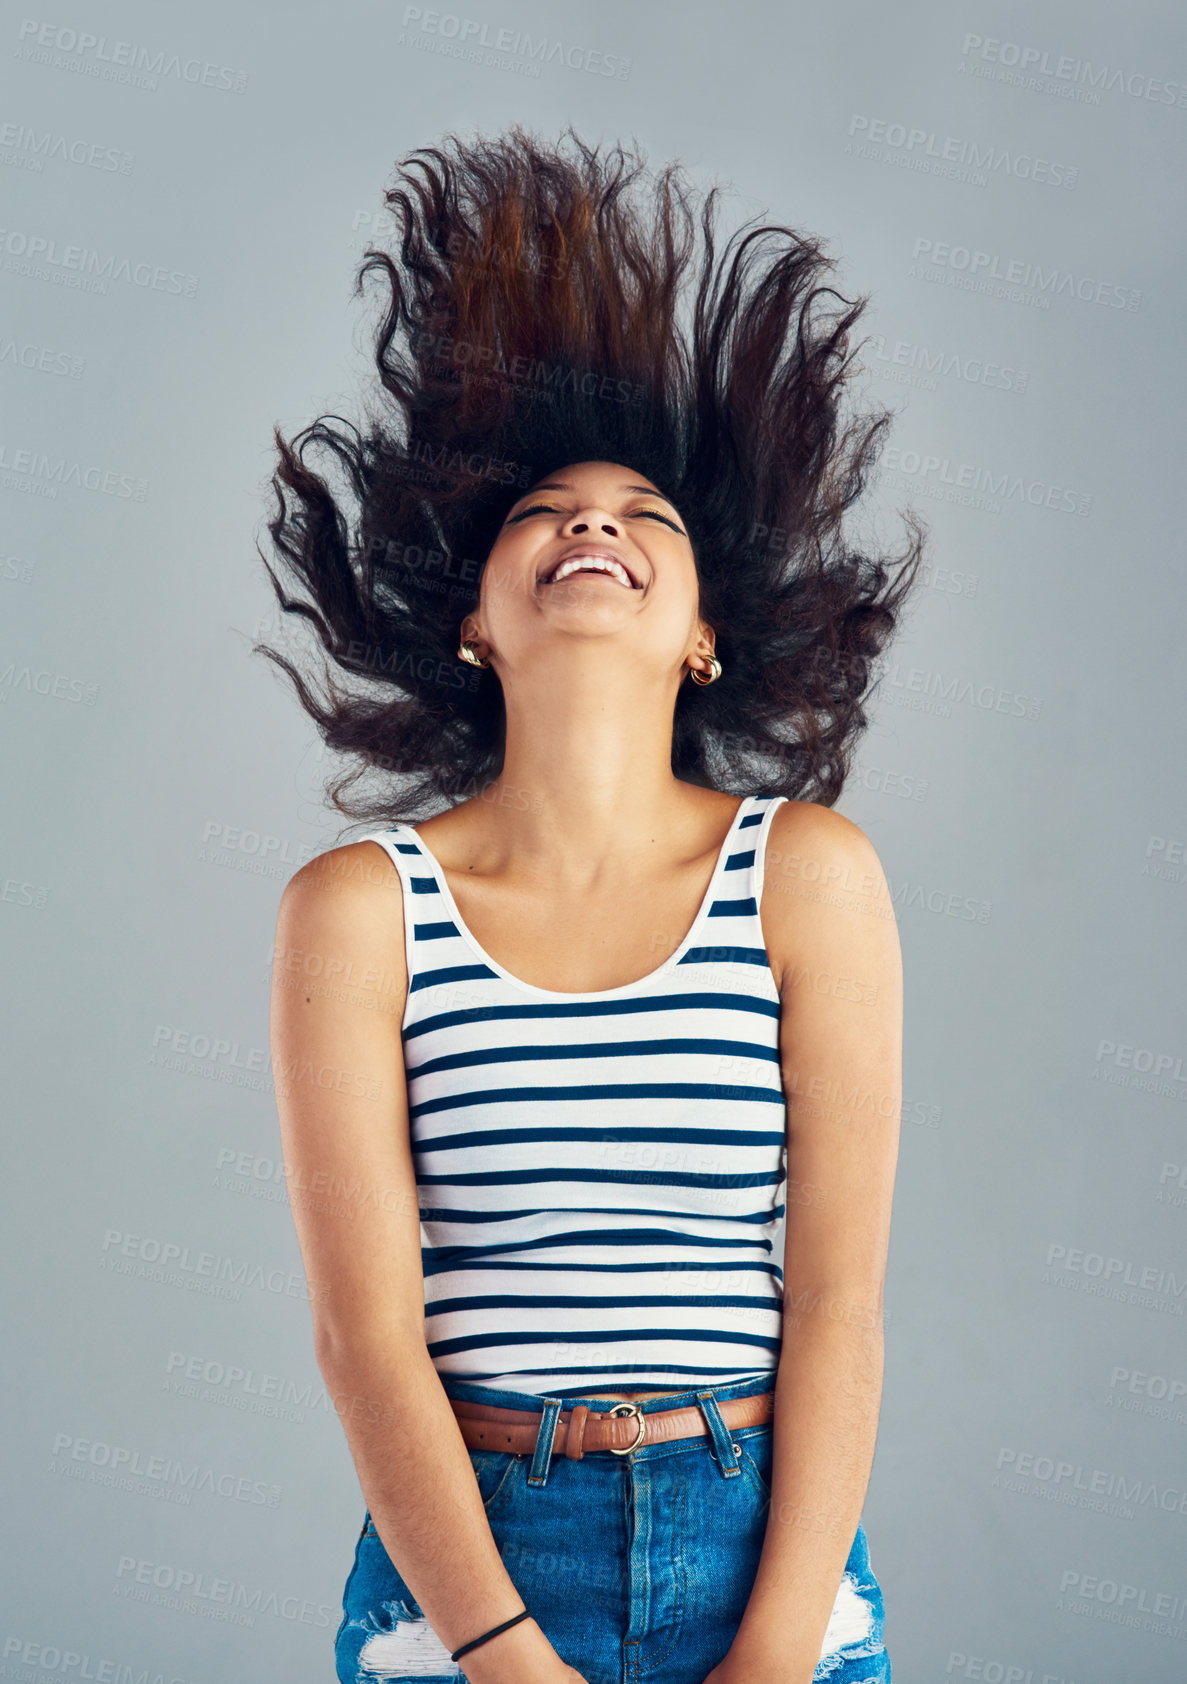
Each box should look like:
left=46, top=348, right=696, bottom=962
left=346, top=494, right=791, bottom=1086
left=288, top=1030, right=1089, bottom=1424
left=539, top=554, right=642, bottom=589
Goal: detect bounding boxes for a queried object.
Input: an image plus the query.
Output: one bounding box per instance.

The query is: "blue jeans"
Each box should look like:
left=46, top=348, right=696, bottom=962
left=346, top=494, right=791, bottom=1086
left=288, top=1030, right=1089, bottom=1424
left=334, top=1373, right=890, bottom=1684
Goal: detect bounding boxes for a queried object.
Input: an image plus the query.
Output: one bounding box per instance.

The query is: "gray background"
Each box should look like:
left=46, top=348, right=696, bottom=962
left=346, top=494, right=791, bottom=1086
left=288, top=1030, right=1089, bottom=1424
left=3, top=1, right=1185, bottom=1679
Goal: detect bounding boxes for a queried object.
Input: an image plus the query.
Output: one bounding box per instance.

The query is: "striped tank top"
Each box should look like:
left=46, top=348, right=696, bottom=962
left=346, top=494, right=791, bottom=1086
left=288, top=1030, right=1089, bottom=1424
left=359, top=791, right=789, bottom=1396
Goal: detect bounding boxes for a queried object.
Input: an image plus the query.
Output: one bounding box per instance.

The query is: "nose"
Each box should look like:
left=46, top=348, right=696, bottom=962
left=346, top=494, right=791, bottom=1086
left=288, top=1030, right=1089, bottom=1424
left=564, top=509, right=621, bottom=538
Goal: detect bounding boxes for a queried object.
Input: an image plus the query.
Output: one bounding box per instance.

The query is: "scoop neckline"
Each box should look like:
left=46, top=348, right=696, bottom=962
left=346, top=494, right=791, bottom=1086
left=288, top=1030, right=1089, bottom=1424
left=403, top=794, right=756, bottom=1001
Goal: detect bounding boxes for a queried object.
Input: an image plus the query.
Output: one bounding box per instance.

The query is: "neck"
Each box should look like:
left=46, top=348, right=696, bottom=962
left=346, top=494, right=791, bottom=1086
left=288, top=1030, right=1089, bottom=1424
left=473, top=659, right=709, bottom=877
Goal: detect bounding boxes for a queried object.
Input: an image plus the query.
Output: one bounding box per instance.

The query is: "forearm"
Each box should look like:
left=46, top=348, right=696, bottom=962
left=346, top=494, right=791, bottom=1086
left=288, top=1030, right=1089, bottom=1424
left=320, top=1336, right=562, bottom=1684
left=732, top=1309, right=884, bottom=1681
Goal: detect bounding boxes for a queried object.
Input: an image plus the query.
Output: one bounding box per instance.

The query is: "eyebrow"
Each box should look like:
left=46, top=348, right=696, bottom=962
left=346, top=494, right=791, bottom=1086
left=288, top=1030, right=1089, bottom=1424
left=516, top=480, right=679, bottom=509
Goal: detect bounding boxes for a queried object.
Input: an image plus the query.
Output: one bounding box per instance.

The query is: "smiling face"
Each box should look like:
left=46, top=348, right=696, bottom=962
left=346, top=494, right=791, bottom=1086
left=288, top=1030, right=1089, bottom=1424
left=459, top=460, right=717, bottom=684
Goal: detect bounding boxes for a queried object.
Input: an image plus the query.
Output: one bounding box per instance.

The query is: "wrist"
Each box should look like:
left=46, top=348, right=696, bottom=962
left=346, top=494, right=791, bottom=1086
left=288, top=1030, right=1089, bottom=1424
left=455, top=1613, right=561, bottom=1684
left=726, top=1616, right=818, bottom=1684
left=451, top=1606, right=532, bottom=1663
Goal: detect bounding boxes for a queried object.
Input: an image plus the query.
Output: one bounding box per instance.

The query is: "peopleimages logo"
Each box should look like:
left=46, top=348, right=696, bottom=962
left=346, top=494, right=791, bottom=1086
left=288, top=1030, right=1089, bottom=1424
left=1, top=1638, right=200, bottom=1682
left=14, top=19, right=249, bottom=93
left=398, top=8, right=632, bottom=79
left=0, top=660, right=98, bottom=704
left=958, top=32, right=1187, bottom=109
left=0, top=441, right=146, bottom=498
left=0, top=120, right=134, bottom=174
left=1056, top=1569, right=1187, bottom=1629
left=112, top=1556, right=336, bottom=1626
left=910, top=236, right=1141, bottom=311
left=0, top=337, right=85, bottom=378
left=0, top=225, right=198, bottom=295
left=861, top=332, right=1028, bottom=395
left=99, top=1228, right=310, bottom=1302
left=847, top=114, right=1078, bottom=189
left=1044, top=1242, right=1187, bottom=1317
left=49, top=1430, right=282, bottom=1506
left=877, top=447, right=1091, bottom=517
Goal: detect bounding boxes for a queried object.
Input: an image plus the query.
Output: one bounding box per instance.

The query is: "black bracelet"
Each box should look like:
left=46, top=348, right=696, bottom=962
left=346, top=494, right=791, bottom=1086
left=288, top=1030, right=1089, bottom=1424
left=450, top=1606, right=532, bottom=1662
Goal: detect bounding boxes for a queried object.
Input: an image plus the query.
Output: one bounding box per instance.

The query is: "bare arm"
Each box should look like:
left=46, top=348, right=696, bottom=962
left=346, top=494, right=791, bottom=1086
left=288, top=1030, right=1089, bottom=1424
left=717, top=803, right=902, bottom=1684
left=271, top=841, right=582, bottom=1684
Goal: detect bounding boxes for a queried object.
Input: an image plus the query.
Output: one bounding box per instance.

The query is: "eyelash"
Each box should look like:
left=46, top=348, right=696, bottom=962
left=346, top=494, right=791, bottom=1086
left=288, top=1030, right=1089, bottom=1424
left=509, top=501, right=683, bottom=533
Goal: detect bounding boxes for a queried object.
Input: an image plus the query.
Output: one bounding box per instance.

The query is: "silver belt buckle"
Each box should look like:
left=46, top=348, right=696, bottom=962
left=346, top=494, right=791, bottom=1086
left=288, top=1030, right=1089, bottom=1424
left=605, top=1401, right=647, bottom=1456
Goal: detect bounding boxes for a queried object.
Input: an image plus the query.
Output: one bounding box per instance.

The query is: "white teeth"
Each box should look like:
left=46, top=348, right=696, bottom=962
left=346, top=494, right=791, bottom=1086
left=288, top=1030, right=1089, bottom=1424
left=546, top=556, right=634, bottom=588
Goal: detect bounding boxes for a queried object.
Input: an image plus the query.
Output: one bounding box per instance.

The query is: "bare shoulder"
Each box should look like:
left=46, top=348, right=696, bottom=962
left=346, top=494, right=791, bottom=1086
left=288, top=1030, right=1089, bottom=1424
left=274, top=839, right=408, bottom=1003
left=764, top=798, right=892, bottom=891
left=760, top=798, right=900, bottom=995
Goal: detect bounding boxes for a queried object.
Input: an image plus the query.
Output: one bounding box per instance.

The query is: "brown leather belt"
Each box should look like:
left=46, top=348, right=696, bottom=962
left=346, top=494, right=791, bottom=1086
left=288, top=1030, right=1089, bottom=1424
left=449, top=1389, right=774, bottom=1459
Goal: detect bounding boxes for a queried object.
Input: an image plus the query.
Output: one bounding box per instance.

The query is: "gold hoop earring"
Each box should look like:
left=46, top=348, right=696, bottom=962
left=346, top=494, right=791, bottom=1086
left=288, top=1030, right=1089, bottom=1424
left=458, top=639, right=490, bottom=669
left=689, top=654, right=722, bottom=686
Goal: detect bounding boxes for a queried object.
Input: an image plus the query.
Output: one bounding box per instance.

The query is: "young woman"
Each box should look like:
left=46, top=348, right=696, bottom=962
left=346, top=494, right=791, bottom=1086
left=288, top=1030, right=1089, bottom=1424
left=265, top=126, right=923, bottom=1684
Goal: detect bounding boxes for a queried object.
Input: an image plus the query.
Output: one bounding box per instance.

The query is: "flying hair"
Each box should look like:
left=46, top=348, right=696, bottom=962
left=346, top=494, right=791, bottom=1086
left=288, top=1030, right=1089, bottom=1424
left=256, top=123, right=927, bottom=824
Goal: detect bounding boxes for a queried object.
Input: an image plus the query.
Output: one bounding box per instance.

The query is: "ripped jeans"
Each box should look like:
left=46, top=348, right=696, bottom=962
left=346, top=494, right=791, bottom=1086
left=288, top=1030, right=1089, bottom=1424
left=334, top=1372, right=890, bottom=1684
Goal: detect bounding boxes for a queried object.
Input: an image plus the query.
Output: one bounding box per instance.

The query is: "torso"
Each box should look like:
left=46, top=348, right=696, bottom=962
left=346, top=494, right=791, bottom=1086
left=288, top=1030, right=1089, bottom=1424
left=372, top=783, right=805, bottom=1403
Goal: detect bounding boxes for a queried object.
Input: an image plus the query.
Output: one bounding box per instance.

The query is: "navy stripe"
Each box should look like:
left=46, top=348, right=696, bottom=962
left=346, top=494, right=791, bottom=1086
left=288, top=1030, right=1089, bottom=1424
left=419, top=1207, right=785, bottom=1233
left=403, top=990, right=781, bottom=1042
left=413, top=1167, right=784, bottom=1190
left=420, top=1223, right=782, bottom=1261
left=408, top=1080, right=785, bottom=1119
left=413, top=1123, right=785, bottom=1151
left=426, top=1291, right=783, bottom=1315
left=420, top=1257, right=785, bottom=1275
left=707, top=897, right=758, bottom=918
left=412, top=1037, right=780, bottom=1077
left=408, top=963, right=499, bottom=993
left=677, top=944, right=772, bottom=966
left=430, top=1325, right=784, bottom=1357
left=465, top=1368, right=778, bottom=1392
left=414, top=920, right=462, bottom=941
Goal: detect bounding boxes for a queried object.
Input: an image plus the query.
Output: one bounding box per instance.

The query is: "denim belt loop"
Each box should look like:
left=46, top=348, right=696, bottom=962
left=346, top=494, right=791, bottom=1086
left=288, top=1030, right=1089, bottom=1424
left=526, top=1398, right=564, bottom=1488
left=695, top=1389, right=742, bottom=1480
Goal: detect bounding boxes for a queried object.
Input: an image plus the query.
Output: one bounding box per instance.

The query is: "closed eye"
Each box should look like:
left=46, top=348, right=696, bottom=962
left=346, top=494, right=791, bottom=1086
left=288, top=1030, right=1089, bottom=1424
left=505, top=501, right=685, bottom=535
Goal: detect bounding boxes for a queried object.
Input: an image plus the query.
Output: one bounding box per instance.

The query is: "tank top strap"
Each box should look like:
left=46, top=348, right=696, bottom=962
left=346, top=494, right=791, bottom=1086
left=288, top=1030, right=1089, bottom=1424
left=676, top=792, right=787, bottom=975
left=355, top=824, right=499, bottom=997
left=732, top=791, right=788, bottom=894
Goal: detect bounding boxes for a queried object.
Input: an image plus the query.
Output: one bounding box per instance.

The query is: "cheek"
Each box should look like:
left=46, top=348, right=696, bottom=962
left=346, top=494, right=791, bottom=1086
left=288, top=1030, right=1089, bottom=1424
left=475, top=548, right=533, bottom=617
left=482, top=570, right=536, bottom=621
left=650, top=566, right=705, bottom=634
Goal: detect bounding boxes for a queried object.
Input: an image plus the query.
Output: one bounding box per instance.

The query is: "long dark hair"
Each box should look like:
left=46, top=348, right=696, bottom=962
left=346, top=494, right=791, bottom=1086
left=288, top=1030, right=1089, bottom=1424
left=256, top=124, right=927, bottom=824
